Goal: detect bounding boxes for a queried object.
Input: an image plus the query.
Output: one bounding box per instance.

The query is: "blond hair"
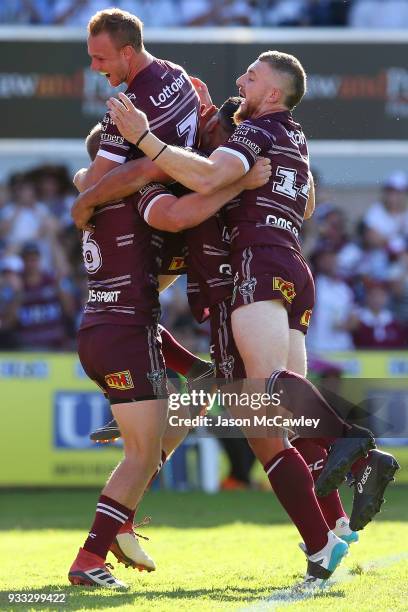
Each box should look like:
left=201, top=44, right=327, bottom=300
left=88, top=8, right=143, bottom=52
left=259, top=50, right=306, bottom=110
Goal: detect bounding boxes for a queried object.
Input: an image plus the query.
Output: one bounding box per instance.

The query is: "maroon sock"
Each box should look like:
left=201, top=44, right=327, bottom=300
left=268, top=369, right=351, bottom=443
left=264, top=448, right=329, bottom=554
left=83, top=494, right=133, bottom=559
left=292, top=438, right=348, bottom=529
left=159, top=325, right=198, bottom=375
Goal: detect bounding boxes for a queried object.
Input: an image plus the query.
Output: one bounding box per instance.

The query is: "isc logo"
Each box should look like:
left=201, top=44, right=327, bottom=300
left=54, top=391, right=113, bottom=449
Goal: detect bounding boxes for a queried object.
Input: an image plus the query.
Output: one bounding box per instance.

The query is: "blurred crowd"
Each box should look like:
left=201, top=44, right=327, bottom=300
left=1, top=164, right=408, bottom=353
left=1, top=0, right=408, bottom=28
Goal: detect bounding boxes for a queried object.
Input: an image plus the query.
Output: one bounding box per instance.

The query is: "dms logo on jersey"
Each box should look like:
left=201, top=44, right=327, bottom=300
left=169, top=256, right=186, bottom=271
left=273, top=277, right=296, bottom=304
left=149, top=73, right=186, bottom=109
left=54, top=392, right=111, bottom=449
left=300, top=309, right=313, bottom=327
left=105, top=370, right=134, bottom=390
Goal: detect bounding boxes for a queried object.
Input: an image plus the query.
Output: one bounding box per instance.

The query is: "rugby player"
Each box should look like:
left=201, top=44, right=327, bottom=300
left=74, top=7, right=200, bottom=192
left=74, top=124, right=216, bottom=577
left=108, top=51, right=399, bottom=585
left=75, top=91, right=358, bottom=553
left=68, top=126, right=270, bottom=588
left=91, top=95, right=349, bottom=586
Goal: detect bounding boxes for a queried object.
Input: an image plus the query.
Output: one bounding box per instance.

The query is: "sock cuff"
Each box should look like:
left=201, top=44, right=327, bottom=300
left=264, top=447, right=299, bottom=475
left=266, top=368, right=287, bottom=396
left=98, top=494, right=132, bottom=520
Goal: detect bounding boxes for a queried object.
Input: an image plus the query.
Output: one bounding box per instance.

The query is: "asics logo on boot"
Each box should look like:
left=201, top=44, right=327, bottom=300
left=357, top=466, right=372, bottom=493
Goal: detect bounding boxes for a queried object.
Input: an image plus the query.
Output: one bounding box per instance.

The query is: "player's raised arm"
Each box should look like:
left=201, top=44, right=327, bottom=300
left=143, top=158, right=271, bottom=233
left=107, top=93, right=248, bottom=195
left=304, top=171, right=315, bottom=220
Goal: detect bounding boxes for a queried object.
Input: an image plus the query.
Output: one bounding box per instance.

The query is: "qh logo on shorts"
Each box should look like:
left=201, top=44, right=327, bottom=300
left=273, top=277, right=296, bottom=304
left=169, top=256, right=186, bottom=271
left=300, top=309, right=313, bottom=327
left=105, top=370, right=134, bottom=390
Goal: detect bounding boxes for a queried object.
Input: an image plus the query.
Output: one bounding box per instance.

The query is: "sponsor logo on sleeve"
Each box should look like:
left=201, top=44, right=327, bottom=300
left=169, top=256, right=186, bottom=271
left=273, top=277, right=296, bottom=304
left=105, top=370, right=134, bottom=390
left=300, top=309, right=313, bottom=327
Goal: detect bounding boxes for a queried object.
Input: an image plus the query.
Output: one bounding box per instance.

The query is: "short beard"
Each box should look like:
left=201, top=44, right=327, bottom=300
left=233, top=100, right=256, bottom=125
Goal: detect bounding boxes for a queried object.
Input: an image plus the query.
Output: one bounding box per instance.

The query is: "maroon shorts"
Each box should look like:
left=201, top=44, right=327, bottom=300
left=209, top=299, right=246, bottom=380
left=230, top=246, right=315, bottom=335
left=78, top=324, right=168, bottom=403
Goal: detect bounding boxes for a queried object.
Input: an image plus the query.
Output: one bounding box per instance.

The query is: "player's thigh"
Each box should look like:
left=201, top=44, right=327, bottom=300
left=111, top=398, right=168, bottom=461
left=231, top=300, right=289, bottom=377
left=210, top=299, right=246, bottom=381
left=287, top=328, right=307, bottom=377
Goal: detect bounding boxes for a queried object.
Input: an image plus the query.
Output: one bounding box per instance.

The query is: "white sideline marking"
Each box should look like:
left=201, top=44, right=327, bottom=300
left=241, top=552, right=408, bottom=611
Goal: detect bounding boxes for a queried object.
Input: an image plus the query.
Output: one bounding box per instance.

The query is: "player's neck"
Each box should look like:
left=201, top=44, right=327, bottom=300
left=254, top=104, right=288, bottom=119
left=126, top=50, right=154, bottom=85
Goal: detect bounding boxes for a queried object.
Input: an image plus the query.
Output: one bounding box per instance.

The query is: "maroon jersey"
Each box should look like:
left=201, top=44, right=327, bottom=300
left=156, top=231, right=188, bottom=276
left=220, top=111, right=310, bottom=254
left=137, top=182, right=234, bottom=323
left=185, top=211, right=234, bottom=321
left=80, top=197, right=160, bottom=330
left=98, top=58, right=200, bottom=164
left=16, top=274, right=68, bottom=349
left=352, top=309, right=407, bottom=349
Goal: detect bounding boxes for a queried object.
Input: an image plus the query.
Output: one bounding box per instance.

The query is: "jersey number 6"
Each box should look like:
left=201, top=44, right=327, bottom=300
left=82, top=231, right=102, bottom=274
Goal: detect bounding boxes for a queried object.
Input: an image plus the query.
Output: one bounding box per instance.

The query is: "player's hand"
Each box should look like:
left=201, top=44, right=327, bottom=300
left=199, top=103, right=218, bottom=134
left=107, top=92, right=149, bottom=145
left=71, top=193, right=95, bottom=231
left=190, top=76, right=213, bottom=111
left=241, top=157, right=271, bottom=190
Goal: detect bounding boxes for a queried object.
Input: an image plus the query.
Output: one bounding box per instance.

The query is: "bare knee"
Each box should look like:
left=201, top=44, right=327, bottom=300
left=123, top=439, right=162, bottom=474
left=248, top=437, right=285, bottom=465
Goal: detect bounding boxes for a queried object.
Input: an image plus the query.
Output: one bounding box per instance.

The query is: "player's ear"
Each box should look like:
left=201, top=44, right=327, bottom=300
left=269, top=87, right=281, bottom=104
left=121, top=45, right=134, bottom=61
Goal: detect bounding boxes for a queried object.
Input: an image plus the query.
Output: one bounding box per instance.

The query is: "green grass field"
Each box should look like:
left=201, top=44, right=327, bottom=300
left=1, top=448, right=407, bottom=612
